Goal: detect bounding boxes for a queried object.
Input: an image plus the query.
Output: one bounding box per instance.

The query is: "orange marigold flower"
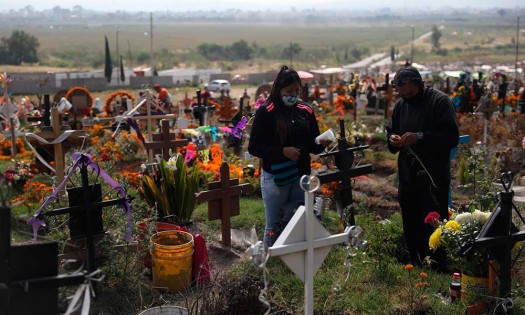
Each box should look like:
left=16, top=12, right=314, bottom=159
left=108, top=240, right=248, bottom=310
left=419, top=272, right=428, bottom=278
left=404, top=264, right=413, bottom=271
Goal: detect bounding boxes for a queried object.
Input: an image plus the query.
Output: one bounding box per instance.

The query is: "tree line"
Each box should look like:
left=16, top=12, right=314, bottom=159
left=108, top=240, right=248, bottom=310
left=0, top=30, right=39, bottom=65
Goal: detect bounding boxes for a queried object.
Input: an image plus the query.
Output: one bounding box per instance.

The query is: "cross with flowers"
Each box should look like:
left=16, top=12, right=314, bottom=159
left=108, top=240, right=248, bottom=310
left=195, top=162, right=253, bottom=247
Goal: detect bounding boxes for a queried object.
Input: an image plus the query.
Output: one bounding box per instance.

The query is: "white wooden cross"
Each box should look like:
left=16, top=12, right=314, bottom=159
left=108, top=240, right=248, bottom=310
left=268, top=175, right=349, bottom=315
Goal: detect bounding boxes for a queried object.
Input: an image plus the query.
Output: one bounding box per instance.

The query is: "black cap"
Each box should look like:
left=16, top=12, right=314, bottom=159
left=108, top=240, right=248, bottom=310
left=392, top=66, right=422, bottom=86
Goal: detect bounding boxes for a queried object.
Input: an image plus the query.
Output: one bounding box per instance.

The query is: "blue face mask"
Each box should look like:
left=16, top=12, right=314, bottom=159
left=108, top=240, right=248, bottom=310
left=282, top=95, right=298, bottom=107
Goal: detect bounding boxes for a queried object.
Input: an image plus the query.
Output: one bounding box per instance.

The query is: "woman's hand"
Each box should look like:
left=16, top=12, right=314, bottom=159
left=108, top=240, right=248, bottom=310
left=283, top=146, right=301, bottom=161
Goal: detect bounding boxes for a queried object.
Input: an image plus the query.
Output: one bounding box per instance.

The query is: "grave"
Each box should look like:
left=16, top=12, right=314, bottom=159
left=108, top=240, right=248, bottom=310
left=473, top=172, right=525, bottom=307
left=195, top=162, right=254, bottom=247
left=318, top=120, right=373, bottom=225
left=144, top=119, right=188, bottom=161
left=29, top=153, right=132, bottom=278
left=25, top=107, right=87, bottom=184
left=0, top=184, right=89, bottom=315
left=267, top=175, right=361, bottom=315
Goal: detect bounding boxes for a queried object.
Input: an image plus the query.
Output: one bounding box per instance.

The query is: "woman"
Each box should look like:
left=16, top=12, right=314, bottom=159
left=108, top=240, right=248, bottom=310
left=248, top=65, right=329, bottom=248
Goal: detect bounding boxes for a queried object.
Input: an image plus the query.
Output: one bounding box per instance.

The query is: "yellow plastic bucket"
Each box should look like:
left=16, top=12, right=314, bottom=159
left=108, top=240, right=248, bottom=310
left=150, top=231, right=194, bottom=292
left=461, top=274, right=489, bottom=303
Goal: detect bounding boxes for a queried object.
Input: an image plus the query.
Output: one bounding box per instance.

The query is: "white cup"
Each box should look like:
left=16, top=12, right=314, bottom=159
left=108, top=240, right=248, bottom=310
left=315, top=129, right=336, bottom=145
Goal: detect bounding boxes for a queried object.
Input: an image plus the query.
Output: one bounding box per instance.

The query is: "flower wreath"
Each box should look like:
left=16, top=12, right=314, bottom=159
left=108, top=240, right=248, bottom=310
left=65, top=86, right=94, bottom=116
left=104, top=91, right=136, bottom=116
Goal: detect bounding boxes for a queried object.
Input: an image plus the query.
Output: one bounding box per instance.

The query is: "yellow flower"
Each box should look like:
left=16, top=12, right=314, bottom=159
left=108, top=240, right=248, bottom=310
left=444, top=220, right=461, bottom=232
left=429, top=227, right=443, bottom=251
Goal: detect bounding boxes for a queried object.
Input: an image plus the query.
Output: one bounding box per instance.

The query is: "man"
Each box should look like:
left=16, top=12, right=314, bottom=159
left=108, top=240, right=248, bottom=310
left=386, top=66, right=459, bottom=268
left=153, top=84, right=172, bottom=112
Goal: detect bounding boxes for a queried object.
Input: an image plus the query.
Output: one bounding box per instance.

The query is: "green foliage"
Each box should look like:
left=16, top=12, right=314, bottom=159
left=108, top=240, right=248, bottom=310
left=361, top=213, right=409, bottom=272
left=0, top=29, right=39, bottom=65
left=456, top=146, right=499, bottom=211
left=140, top=155, right=199, bottom=223
left=197, top=40, right=254, bottom=61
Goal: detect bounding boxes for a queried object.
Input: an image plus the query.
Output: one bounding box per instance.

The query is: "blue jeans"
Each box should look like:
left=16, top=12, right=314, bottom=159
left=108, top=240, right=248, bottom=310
left=261, top=170, right=304, bottom=248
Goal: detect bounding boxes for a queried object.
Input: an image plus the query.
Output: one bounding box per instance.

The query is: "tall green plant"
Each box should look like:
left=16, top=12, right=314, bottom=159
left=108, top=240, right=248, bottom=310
left=141, top=155, right=199, bottom=223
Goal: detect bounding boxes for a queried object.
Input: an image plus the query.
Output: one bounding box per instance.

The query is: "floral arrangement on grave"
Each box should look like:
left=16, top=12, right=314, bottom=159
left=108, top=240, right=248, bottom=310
left=115, top=132, right=143, bottom=161
left=427, top=208, right=491, bottom=277
left=140, top=154, right=199, bottom=224
left=0, top=137, right=26, bottom=158
left=331, top=95, right=355, bottom=115
left=3, top=160, right=36, bottom=191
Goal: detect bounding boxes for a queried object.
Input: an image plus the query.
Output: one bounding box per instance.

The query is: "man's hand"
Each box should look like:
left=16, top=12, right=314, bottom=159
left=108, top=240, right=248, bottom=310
left=400, top=132, right=418, bottom=147
left=389, top=134, right=403, bottom=147
left=283, top=147, right=301, bottom=161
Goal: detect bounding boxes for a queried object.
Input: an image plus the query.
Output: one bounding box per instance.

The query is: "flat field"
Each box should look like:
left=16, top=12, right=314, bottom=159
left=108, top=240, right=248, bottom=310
left=0, top=16, right=522, bottom=70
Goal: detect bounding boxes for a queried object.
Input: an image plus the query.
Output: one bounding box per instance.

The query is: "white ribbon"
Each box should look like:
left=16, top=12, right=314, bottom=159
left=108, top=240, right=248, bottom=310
left=23, top=130, right=87, bottom=174
left=63, top=269, right=105, bottom=315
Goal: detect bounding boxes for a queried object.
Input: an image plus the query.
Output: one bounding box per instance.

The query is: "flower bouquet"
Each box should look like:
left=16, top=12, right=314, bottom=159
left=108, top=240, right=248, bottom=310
left=140, top=154, right=199, bottom=224
left=427, top=208, right=492, bottom=277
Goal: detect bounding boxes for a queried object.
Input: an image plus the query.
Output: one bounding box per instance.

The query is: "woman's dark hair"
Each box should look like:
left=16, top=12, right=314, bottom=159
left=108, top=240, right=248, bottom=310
left=269, top=65, right=302, bottom=144
left=269, top=65, right=301, bottom=104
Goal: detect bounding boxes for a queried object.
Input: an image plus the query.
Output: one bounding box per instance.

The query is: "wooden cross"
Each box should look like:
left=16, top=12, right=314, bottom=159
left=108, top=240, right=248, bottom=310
left=195, top=162, right=254, bottom=247
left=216, top=96, right=237, bottom=121
left=144, top=119, right=188, bottom=161
left=268, top=175, right=351, bottom=315
left=28, top=107, right=86, bottom=184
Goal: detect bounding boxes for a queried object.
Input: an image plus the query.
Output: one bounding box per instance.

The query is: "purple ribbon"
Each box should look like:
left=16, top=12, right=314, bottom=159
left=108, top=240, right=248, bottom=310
left=28, top=152, right=133, bottom=242
left=126, top=118, right=146, bottom=145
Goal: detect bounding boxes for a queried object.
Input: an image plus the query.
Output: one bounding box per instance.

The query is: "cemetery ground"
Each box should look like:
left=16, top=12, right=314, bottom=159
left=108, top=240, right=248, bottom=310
left=5, top=111, right=525, bottom=314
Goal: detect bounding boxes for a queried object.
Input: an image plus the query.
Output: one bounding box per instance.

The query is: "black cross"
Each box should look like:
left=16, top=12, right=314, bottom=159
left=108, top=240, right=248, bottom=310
left=0, top=186, right=85, bottom=314
left=472, top=173, right=525, bottom=302
left=35, top=155, right=129, bottom=278
left=318, top=119, right=373, bottom=226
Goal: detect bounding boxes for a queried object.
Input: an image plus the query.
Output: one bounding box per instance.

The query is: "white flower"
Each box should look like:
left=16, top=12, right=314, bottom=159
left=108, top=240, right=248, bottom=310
left=454, top=212, right=472, bottom=225
left=166, top=155, right=178, bottom=171
left=13, top=174, right=20, bottom=181
left=471, top=209, right=490, bottom=225
left=141, top=164, right=147, bottom=171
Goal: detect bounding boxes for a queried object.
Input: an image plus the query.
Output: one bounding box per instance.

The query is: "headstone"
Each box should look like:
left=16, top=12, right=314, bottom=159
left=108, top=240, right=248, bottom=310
left=195, top=162, right=254, bottom=247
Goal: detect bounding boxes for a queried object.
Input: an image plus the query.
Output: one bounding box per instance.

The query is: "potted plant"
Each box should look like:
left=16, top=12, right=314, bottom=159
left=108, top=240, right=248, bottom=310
left=140, top=154, right=200, bottom=225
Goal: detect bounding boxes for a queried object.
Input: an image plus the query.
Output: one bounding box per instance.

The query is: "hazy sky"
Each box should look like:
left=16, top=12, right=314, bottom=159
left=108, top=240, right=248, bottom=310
left=3, top=0, right=524, bottom=12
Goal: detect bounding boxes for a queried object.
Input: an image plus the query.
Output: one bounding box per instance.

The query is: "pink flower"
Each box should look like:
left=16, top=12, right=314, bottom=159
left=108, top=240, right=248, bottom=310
left=424, top=211, right=441, bottom=228
left=254, top=97, right=267, bottom=110
left=522, top=135, right=525, bottom=149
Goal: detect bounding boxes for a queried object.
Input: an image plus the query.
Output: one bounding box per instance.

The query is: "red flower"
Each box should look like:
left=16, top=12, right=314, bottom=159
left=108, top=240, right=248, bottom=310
left=424, top=211, right=441, bottom=228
